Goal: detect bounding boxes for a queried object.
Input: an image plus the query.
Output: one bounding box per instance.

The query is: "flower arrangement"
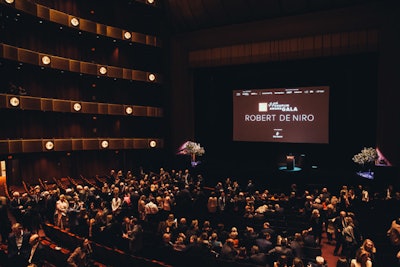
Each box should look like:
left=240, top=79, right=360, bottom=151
left=352, top=147, right=378, bottom=165
left=178, top=141, right=205, bottom=156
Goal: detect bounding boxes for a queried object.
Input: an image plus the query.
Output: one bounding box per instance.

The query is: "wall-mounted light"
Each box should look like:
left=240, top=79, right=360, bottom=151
left=101, top=140, right=109, bottom=149
left=123, top=31, right=132, bottom=40
left=5, top=0, right=15, bottom=4
left=148, top=73, right=156, bottom=82
left=149, top=140, right=157, bottom=148
left=9, top=96, right=20, bottom=107
left=73, top=103, right=82, bottom=112
left=125, top=106, right=133, bottom=115
left=45, top=141, right=54, bottom=150
left=99, top=67, right=107, bottom=75
left=42, top=56, right=51, bottom=65
left=147, top=0, right=155, bottom=4
left=70, top=17, right=80, bottom=27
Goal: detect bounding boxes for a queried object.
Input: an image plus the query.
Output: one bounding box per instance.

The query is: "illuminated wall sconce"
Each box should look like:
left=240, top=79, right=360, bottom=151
left=9, top=96, right=20, bottom=107
left=123, top=31, right=132, bottom=40
left=73, top=102, right=82, bottom=112
left=101, top=140, right=109, bottom=149
left=149, top=140, right=157, bottom=148
left=147, top=0, right=155, bottom=4
left=5, top=0, right=15, bottom=4
left=70, top=17, right=80, bottom=27
left=99, top=66, right=107, bottom=75
left=45, top=141, right=54, bottom=150
left=125, top=106, right=133, bottom=115
left=42, top=56, right=51, bottom=65
left=148, top=73, right=156, bottom=82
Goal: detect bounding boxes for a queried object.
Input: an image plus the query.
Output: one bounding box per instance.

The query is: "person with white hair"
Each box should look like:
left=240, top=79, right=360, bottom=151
left=55, top=194, right=69, bottom=229
left=307, top=256, right=327, bottom=267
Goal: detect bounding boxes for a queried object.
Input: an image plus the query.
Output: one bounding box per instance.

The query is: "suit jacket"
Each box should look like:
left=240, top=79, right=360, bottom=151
left=7, top=231, right=31, bottom=259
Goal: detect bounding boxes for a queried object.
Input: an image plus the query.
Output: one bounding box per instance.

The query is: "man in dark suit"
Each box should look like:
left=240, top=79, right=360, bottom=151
left=7, top=222, right=31, bottom=267
left=333, top=210, right=347, bottom=256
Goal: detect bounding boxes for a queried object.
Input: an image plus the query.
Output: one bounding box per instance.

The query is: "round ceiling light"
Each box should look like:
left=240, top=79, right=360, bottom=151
left=9, top=96, right=20, bottom=107
left=42, top=56, right=51, bottom=65
left=125, top=106, right=133, bottom=115
left=124, top=31, right=132, bottom=40
left=45, top=141, right=54, bottom=150
left=101, top=140, right=109, bottom=148
left=99, top=67, right=107, bottom=75
left=73, top=103, right=82, bottom=111
left=70, top=17, right=79, bottom=27
left=148, top=73, right=156, bottom=82
left=149, top=140, right=157, bottom=148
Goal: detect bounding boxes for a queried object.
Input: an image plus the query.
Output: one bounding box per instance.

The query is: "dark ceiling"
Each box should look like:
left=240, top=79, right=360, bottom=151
left=163, top=0, right=380, bottom=34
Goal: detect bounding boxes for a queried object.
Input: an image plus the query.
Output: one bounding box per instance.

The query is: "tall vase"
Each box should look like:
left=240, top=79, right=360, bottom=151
left=191, top=153, right=198, bottom=167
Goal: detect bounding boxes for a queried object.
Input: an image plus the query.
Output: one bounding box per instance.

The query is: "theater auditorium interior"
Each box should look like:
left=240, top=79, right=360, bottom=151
left=0, top=0, right=399, bottom=267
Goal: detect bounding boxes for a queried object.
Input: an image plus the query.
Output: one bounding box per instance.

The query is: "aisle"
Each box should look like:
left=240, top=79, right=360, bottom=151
left=320, top=231, right=341, bottom=266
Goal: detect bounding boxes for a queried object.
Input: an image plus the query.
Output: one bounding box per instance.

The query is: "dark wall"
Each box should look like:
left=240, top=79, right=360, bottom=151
left=192, top=53, right=379, bottom=186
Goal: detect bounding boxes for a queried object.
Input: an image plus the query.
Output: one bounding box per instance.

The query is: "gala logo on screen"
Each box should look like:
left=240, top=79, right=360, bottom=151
left=258, top=102, right=268, bottom=112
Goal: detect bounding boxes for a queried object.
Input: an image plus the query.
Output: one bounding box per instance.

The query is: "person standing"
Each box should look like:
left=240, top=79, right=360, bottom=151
left=7, top=222, right=31, bottom=267
left=333, top=210, right=347, bottom=256
left=67, top=238, right=94, bottom=267
left=55, top=194, right=69, bottom=229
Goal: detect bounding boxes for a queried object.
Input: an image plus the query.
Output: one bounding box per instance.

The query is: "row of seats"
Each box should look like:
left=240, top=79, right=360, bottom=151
left=42, top=223, right=172, bottom=267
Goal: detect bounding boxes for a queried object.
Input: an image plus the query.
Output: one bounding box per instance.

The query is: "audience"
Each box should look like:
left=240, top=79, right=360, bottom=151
left=1, top=166, right=400, bottom=267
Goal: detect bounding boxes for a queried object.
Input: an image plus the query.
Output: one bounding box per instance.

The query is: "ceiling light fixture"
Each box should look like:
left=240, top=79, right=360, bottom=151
left=73, top=103, right=82, bottom=112
left=45, top=141, right=54, bottom=150
left=101, top=140, right=109, bottom=149
left=149, top=140, right=157, bottom=148
left=99, top=67, right=107, bottom=75
left=9, top=96, right=20, bottom=107
left=125, top=106, right=133, bottom=115
left=70, top=17, right=80, bottom=27
left=148, top=73, right=156, bottom=82
left=124, top=31, right=132, bottom=40
left=42, top=56, right=51, bottom=65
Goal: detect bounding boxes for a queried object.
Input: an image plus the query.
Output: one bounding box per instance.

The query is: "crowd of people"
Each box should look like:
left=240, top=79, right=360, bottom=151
left=0, top=167, right=399, bottom=267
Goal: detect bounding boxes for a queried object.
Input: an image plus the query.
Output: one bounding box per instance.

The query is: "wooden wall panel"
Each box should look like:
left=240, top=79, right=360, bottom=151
left=106, top=26, right=121, bottom=39
left=22, top=140, right=42, bottom=153
left=53, top=100, right=71, bottom=112
left=36, top=4, right=50, bottom=20
left=79, top=19, right=96, bottom=33
left=81, top=102, right=98, bottom=114
left=9, top=141, right=22, bottom=154
left=107, top=66, right=123, bottom=79
left=18, top=49, right=38, bottom=65
left=80, top=62, right=97, bottom=75
left=98, top=104, right=108, bottom=114
left=132, top=106, right=147, bottom=117
left=41, top=98, right=53, bottom=111
left=21, top=97, right=41, bottom=110
left=133, top=139, right=148, bottom=148
left=108, top=139, right=124, bottom=149
left=54, top=139, right=72, bottom=151
left=108, top=104, right=123, bottom=115
left=82, top=139, right=99, bottom=150
left=2, top=45, right=18, bottom=61
left=96, top=24, right=107, bottom=36
left=50, top=9, right=68, bottom=25
left=69, top=60, right=80, bottom=73
left=72, top=139, right=83, bottom=150
left=51, top=56, right=69, bottom=70
left=15, top=0, right=36, bottom=15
